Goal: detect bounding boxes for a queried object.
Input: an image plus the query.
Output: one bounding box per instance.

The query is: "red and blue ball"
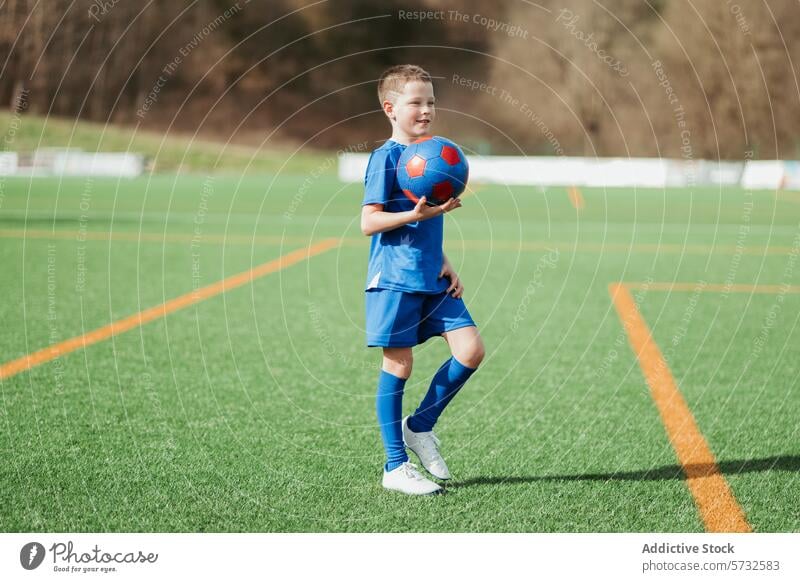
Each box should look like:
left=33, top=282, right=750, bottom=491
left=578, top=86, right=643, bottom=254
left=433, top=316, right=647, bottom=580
left=396, top=136, right=469, bottom=206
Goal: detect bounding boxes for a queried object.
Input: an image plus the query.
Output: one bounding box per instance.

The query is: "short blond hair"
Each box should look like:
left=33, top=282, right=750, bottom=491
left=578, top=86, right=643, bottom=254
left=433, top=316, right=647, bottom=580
left=377, top=64, right=433, bottom=104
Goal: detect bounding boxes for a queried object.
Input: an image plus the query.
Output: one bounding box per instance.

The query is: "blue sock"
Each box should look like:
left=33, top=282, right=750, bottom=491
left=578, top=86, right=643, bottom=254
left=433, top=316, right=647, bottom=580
left=407, top=356, right=476, bottom=433
left=376, top=370, right=409, bottom=472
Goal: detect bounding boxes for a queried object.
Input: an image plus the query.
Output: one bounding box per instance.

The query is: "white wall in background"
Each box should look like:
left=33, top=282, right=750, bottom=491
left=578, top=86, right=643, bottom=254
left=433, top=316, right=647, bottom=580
left=340, top=153, right=797, bottom=190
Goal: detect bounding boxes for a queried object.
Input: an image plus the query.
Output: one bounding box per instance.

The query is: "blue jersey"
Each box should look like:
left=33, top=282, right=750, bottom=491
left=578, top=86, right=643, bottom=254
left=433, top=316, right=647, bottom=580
left=362, top=140, right=448, bottom=294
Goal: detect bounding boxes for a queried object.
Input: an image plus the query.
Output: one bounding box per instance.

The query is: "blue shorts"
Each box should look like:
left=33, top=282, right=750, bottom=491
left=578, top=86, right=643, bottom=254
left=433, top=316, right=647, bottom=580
left=365, top=289, right=477, bottom=348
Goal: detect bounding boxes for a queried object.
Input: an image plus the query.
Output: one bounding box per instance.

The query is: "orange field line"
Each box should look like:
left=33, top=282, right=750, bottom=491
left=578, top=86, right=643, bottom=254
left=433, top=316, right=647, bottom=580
left=0, top=239, right=341, bottom=381
left=609, top=282, right=751, bottom=533
left=568, top=185, right=585, bottom=210
left=623, top=281, right=800, bottom=294
left=4, top=228, right=796, bottom=256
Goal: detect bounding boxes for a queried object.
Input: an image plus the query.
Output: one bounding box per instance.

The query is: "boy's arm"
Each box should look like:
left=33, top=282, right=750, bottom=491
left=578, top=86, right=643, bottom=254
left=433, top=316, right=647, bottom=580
left=360, top=195, right=461, bottom=236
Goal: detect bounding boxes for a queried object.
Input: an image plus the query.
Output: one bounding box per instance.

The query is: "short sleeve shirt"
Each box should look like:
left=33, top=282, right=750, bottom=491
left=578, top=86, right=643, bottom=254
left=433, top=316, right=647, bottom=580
left=362, top=140, right=448, bottom=294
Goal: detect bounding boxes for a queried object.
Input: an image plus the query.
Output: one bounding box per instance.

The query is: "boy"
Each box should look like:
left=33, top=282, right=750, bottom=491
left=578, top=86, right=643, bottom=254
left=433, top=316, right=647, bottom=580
left=361, top=64, right=485, bottom=495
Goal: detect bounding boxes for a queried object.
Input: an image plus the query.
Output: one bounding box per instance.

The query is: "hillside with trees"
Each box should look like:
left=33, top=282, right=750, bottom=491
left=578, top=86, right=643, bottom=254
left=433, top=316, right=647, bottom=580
left=1, top=0, right=798, bottom=158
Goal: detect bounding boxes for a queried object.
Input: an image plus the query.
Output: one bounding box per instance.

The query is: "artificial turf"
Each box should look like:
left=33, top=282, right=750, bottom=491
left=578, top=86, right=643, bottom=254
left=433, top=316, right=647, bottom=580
left=1, top=175, right=798, bottom=532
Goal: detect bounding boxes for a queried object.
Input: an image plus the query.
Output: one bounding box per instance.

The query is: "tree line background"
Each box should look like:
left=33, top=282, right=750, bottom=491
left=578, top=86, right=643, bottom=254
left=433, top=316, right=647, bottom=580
left=1, top=0, right=798, bottom=159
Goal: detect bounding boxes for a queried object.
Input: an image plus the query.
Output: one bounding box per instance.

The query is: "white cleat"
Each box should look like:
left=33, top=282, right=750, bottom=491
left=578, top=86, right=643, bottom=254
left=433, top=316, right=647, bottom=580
left=402, top=416, right=451, bottom=480
left=382, top=461, right=443, bottom=495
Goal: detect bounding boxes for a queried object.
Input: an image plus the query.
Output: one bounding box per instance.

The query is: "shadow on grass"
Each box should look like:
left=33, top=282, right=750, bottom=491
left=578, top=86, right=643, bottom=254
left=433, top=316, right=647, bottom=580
left=450, top=454, right=800, bottom=489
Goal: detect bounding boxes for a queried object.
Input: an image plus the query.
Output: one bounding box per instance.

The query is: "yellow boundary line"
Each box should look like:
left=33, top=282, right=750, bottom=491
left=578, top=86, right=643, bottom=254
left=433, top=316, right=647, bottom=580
left=568, top=185, right=585, bottom=210
left=609, top=282, right=751, bottom=532
left=0, top=239, right=340, bottom=381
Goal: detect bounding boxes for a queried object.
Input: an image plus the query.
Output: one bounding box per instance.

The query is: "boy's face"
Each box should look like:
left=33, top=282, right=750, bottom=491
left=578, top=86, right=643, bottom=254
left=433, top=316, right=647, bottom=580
left=384, top=80, right=435, bottom=141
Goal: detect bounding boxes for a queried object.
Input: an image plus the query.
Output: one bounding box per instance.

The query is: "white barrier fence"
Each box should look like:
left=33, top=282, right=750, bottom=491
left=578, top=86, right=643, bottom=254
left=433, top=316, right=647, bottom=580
left=0, top=152, right=18, bottom=176
left=3, top=149, right=144, bottom=177
left=51, top=151, right=144, bottom=177
left=338, top=153, right=800, bottom=190
left=4, top=149, right=797, bottom=185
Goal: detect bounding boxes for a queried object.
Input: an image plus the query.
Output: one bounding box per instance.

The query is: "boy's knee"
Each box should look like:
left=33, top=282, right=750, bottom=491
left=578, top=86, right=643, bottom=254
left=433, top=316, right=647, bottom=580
left=383, top=349, right=413, bottom=378
left=456, top=339, right=485, bottom=369
left=384, top=360, right=413, bottom=378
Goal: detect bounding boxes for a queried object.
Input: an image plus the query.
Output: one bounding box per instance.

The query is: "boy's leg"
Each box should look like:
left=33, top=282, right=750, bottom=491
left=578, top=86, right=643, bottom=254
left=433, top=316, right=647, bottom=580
left=442, top=325, right=486, bottom=370
left=376, top=347, right=413, bottom=472
left=408, top=316, right=485, bottom=433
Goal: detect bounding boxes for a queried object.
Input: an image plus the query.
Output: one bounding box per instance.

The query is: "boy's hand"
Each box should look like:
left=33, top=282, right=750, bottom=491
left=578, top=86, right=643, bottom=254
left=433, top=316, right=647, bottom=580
left=411, top=196, right=462, bottom=221
left=439, top=258, right=464, bottom=298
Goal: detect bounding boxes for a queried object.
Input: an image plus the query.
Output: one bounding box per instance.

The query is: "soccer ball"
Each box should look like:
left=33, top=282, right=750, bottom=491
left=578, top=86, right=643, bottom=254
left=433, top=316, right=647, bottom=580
left=396, top=136, right=469, bottom=206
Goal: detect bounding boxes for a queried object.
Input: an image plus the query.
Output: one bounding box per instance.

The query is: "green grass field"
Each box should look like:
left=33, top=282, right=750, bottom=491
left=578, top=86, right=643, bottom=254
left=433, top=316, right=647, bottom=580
left=1, top=173, right=798, bottom=532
